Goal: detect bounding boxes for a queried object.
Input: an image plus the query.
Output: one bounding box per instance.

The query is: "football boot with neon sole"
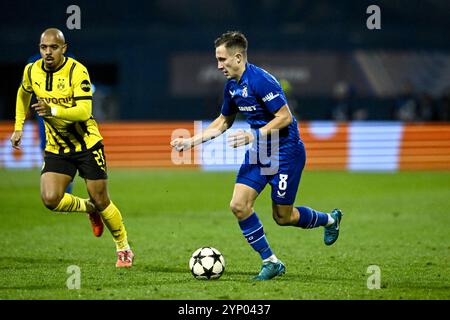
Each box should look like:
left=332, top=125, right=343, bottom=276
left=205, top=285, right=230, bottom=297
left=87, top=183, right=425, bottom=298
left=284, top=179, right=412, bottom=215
left=87, top=211, right=104, bottom=237
left=116, top=249, right=134, bottom=268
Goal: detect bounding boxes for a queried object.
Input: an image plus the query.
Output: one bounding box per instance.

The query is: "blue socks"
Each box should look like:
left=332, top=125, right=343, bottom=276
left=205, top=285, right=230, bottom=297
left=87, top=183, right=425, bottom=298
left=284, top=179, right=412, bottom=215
left=296, top=206, right=329, bottom=228
left=238, top=212, right=273, bottom=260
left=238, top=208, right=329, bottom=260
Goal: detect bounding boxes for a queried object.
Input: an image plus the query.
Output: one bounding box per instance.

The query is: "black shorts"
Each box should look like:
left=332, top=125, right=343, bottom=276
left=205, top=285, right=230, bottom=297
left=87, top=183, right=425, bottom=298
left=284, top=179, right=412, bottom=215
left=42, top=142, right=108, bottom=180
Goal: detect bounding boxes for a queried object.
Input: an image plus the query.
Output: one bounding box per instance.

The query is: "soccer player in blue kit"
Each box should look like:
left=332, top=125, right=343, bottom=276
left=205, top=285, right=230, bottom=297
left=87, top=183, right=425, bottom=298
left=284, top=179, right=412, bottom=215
left=171, top=31, right=343, bottom=280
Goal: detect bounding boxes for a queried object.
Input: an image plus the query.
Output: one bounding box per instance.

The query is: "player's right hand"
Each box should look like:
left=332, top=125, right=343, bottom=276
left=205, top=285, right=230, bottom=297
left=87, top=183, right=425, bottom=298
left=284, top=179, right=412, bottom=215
left=10, top=131, right=23, bottom=150
left=31, top=99, right=52, bottom=117
left=170, top=138, right=193, bottom=152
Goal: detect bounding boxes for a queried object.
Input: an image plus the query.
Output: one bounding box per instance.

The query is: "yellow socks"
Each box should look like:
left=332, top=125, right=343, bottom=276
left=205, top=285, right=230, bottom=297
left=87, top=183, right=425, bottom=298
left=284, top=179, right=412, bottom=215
left=53, top=195, right=129, bottom=251
left=53, top=193, right=88, bottom=212
left=99, top=201, right=130, bottom=251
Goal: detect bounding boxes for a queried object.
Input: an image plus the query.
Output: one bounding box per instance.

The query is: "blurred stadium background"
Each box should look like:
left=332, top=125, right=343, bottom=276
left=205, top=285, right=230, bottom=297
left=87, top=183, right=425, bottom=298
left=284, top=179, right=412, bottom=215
left=1, top=0, right=449, bottom=170
left=1, top=0, right=450, bottom=301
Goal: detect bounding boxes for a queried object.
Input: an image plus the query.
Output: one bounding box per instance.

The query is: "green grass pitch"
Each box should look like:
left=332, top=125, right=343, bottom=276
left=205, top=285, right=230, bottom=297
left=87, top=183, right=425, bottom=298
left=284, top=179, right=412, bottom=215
left=0, top=169, right=449, bottom=300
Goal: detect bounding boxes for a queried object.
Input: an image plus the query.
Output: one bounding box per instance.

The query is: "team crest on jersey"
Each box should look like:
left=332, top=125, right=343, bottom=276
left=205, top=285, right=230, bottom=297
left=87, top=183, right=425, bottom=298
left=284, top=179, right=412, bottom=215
left=229, top=86, right=248, bottom=98
left=242, top=86, right=248, bottom=97
left=57, top=78, right=65, bottom=90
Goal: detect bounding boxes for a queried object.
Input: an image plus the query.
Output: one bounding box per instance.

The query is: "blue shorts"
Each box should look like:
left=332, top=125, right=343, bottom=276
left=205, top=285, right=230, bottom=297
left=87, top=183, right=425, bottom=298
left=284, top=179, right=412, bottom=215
left=236, top=143, right=306, bottom=205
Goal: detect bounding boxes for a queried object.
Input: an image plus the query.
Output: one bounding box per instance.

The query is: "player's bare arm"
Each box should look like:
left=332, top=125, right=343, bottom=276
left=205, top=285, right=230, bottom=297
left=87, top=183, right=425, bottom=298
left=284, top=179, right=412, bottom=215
left=259, top=105, right=293, bottom=135
left=171, top=113, right=236, bottom=151
left=227, top=129, right=254, bottom=148
left=228, top=105, right=293, bottom=148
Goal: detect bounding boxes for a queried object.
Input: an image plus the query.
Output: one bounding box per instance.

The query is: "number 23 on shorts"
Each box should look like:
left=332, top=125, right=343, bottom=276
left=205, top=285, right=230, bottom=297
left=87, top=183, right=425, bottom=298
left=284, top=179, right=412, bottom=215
left=92, top=149, right=106, bottom=171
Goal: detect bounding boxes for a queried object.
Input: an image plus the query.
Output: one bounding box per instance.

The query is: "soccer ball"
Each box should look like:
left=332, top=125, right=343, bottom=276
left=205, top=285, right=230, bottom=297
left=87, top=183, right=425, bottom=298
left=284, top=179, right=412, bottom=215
left=189, top=247, right=225, bottom=280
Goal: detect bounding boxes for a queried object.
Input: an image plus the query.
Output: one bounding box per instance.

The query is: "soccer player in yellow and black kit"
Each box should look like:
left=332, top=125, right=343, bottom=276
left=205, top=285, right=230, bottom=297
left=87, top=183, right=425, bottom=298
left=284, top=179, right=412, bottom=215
left=10, top=28, right=134, bottom=267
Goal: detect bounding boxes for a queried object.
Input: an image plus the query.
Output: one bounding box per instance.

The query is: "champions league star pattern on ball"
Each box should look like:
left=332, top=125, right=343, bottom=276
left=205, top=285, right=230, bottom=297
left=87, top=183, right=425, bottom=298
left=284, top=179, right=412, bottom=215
left=189, top=247, right=225, bottom=280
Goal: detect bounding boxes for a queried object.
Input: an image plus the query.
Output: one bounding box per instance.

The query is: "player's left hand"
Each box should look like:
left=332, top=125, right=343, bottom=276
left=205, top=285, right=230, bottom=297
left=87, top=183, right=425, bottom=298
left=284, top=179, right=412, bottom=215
left=227, top=129, right=254, bottom=148
left=32, top=99, right=52, bottom=117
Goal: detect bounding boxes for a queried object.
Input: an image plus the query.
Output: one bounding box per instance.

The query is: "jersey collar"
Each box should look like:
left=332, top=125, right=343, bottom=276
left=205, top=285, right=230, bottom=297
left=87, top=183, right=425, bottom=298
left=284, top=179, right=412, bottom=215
left=237, top=62, right=250, bottom=85
left=41, top=56, right=68, bottom=73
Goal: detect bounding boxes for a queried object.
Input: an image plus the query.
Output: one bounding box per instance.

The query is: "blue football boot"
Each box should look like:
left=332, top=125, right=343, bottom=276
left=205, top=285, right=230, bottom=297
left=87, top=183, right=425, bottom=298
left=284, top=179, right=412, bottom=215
left=253, top=260, right=286, bottom=280
left=324, top=208, right=343, bottom=246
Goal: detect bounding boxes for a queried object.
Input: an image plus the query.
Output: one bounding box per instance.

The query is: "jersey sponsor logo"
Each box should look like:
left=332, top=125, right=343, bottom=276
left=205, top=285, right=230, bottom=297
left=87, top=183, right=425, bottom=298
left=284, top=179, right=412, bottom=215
left=81, top=80, right=91, bottom=92
left=40, top=96, right=73, bottom=105
left=238, top=105, right=257, bottom=112
left=262, top=92, right=280, bottom=102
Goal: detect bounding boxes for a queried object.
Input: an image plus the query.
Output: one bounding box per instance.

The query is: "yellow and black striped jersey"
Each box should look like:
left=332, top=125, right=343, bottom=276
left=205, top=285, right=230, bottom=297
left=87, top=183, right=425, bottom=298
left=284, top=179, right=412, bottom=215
left=17, top=56, right=103, bottom=154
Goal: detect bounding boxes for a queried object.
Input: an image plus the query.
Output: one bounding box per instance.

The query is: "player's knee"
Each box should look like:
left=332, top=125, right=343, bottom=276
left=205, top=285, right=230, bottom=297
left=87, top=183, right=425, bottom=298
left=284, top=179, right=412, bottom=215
left=229, top=200, right=252, bottom=219
left=41, top=192, right=63, bottom=210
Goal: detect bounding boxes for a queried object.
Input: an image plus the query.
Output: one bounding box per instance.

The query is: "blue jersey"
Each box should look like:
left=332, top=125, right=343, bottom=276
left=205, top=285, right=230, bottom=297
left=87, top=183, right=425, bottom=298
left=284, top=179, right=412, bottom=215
left=221, top=63, right=301, bottom=156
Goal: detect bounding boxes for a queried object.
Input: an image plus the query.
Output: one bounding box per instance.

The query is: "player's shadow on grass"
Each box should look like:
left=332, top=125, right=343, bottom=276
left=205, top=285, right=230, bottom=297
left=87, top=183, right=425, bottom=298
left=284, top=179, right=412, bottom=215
left=138, top=265, right=263, bottom=281
left=0, top=284, right=64, bottom=290
left=222, top=270, right=256, bottom=276
left=140, top=265, right=188, bottom=274
left=215, top=270, right=297, bottom=282
left=0, top=256, right=79, bottom=267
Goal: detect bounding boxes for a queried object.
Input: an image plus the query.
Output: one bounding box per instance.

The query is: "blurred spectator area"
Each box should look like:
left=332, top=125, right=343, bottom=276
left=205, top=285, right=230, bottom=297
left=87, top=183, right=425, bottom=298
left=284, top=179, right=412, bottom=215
left=0, top=0, right=449, bottom=121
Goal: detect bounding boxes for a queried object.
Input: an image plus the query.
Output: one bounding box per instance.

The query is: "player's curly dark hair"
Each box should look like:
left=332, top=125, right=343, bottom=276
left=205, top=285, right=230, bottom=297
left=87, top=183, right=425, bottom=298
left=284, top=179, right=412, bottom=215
left=214, top=31, right=248, bottom=53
